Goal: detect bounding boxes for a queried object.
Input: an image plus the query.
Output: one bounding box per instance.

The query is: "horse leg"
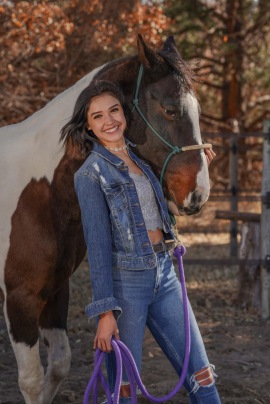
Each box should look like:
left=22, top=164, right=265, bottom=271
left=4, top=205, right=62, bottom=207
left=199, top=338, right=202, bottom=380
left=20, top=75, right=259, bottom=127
left=39, top=280, right=71, bottom=404
left=3, top=292, right=45, bottom=403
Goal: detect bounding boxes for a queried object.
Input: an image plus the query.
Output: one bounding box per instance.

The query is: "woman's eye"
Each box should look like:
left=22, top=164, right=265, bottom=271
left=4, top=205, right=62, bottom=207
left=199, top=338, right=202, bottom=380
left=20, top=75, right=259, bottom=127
left=111, top=107, right=119, bottom=113
left=164, top=109, right=176, bottom=118
left=93, top=114, right=102, bottom=119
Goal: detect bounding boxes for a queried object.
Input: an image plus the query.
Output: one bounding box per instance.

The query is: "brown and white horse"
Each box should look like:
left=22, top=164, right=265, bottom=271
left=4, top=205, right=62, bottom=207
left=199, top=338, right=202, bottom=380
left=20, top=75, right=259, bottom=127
left=0, top=35, right=210, bottom=403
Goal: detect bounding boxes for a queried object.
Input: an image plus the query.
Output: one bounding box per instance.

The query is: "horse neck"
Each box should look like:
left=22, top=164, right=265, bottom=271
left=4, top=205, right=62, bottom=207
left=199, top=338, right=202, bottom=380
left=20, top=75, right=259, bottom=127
left=96, top=56, right=139, bottom=100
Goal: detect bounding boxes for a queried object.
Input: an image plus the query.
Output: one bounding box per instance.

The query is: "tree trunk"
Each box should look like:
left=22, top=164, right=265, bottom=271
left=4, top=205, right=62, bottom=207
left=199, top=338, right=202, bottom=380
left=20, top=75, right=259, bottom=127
left=222, top=0, right=243, bottom=124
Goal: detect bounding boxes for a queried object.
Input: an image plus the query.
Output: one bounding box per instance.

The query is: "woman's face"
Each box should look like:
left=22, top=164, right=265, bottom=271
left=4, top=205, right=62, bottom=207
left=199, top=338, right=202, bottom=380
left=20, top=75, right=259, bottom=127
left=87, top=93, right=127, bottom=147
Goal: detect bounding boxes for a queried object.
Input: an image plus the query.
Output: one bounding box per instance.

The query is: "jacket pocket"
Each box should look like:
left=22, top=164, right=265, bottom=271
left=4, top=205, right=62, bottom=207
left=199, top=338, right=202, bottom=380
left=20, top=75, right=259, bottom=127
left=103, top=183, right=135, bottom=253
left=104, top=184, right=128, bottom=213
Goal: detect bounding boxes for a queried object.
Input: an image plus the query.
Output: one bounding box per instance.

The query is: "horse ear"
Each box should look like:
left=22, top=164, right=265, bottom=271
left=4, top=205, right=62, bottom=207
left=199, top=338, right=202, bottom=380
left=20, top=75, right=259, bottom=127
left=162, top=36, right=179, bottom=55
left=137, top=34, right=164, bottom=70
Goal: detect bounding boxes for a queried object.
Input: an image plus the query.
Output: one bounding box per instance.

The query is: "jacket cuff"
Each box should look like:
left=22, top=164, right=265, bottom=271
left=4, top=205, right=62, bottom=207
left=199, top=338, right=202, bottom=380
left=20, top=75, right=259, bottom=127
left=85, top=297, right=122, bottom=320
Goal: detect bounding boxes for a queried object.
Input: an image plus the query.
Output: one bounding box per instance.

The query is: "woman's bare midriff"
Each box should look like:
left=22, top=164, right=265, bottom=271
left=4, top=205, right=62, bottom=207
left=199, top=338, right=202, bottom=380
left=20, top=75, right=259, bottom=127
left=148, top=228, right=164, bottom=245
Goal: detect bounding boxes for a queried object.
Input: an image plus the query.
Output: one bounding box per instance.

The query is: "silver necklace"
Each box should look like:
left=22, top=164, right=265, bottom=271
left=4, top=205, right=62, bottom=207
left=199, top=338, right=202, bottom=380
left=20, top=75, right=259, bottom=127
left=105, top=144, right=128, bottom=152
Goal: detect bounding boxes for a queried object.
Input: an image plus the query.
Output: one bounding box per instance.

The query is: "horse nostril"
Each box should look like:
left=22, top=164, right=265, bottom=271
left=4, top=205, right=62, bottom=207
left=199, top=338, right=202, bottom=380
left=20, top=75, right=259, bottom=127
left=191, top=192, right=202, bottom=206
left=184, top=206, right=200, bottom=216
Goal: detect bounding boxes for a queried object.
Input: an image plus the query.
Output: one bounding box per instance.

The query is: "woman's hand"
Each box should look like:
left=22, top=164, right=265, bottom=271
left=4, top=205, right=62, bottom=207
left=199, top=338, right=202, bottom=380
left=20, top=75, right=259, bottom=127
left=94, top=311, right=120, bottom=352
left=205, top=147, right=216, bottom=166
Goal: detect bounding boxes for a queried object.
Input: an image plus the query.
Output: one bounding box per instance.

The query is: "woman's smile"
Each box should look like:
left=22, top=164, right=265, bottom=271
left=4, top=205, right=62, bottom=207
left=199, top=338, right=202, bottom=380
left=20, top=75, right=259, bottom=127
left=104, top=125, right=120, bottom=134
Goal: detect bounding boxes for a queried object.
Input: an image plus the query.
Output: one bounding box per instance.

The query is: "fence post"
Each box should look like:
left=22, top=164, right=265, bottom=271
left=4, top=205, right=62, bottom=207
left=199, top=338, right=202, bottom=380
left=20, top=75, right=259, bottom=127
left=229, top=134, right=238, bottom=256
left=261, top=120, right=270, bottom=319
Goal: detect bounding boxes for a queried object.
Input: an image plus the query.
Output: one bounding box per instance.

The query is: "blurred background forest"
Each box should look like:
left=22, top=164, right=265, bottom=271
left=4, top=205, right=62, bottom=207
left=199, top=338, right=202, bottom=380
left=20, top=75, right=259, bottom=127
left=1, top=0, right=270, bottom=191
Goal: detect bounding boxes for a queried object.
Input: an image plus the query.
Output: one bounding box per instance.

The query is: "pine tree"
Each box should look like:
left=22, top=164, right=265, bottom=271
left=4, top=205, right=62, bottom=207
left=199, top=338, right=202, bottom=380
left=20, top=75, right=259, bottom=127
left=164, top=0, right=270, bottom=132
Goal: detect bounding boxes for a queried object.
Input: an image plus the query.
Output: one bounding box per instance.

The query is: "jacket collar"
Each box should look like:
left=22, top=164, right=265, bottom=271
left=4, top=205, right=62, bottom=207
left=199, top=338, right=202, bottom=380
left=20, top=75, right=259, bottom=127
left=91, top=138, right=137, bottom=166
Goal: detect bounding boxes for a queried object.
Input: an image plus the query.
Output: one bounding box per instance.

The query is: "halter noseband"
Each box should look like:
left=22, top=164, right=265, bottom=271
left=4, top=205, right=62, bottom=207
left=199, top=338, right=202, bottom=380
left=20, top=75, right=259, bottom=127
left=131, top=65, right=212, bottom=187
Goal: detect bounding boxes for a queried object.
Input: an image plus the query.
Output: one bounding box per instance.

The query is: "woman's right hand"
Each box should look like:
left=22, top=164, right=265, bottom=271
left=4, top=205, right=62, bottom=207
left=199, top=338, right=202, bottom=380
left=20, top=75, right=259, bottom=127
left=94, top=311, right=120, bottom=352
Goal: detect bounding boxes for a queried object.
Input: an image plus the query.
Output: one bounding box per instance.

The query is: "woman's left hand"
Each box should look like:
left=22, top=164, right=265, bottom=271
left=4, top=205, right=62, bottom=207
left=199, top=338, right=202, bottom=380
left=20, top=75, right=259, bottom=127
left=205, top=147, right=216, bottom=166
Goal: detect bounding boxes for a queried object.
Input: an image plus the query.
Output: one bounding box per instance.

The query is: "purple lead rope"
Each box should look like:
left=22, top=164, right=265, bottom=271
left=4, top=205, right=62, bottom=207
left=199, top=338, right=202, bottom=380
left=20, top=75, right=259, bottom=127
left=83, top=244, right=190, bottom=403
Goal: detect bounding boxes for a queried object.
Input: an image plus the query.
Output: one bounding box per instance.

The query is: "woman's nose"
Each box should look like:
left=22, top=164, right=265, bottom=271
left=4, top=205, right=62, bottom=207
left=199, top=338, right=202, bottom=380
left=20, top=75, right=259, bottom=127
left=104, top=112, right=114, bottom=124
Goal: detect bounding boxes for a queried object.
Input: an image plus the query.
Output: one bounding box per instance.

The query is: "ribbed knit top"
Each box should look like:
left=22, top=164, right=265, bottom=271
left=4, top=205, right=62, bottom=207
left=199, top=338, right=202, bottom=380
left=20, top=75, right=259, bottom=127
left=129, top=171, right=163, bottom=232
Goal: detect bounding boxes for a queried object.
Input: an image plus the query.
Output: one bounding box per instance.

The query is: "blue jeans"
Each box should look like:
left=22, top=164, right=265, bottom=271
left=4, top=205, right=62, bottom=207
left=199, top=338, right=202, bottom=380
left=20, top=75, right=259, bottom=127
left=105, top=251, right=220, bottom=404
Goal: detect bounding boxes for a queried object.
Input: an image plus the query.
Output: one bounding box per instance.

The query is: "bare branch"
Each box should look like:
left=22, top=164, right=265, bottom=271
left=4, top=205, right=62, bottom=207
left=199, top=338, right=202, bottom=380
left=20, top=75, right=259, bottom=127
left=248, top=95, right=270, bottom=108
left=246, top=110, right=270, bottom=131
left=201, top=112, right=224, bottom=123
left=201, top=3, right=227, bottom=25
left=245, top=12, right=270, bottom=38
left=196, top=67, right=224, bottom=78
left=201, top=80, right=223, bottom=90
left=200, top=114, right=231, bottom=130
left=190, top=55, right=224, bottom=66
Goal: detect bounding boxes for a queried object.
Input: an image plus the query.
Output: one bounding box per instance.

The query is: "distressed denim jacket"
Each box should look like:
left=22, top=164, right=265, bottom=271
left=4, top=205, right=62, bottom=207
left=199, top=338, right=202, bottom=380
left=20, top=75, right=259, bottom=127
left=74, top=140, right=176, bottom=320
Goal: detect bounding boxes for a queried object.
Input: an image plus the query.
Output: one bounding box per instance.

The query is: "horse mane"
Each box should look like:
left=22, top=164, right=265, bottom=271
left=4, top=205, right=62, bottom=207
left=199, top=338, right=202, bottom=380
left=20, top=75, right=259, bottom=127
left=94, top=55, right=138, bottom=80
left=158, top=50, right=196, bottom=92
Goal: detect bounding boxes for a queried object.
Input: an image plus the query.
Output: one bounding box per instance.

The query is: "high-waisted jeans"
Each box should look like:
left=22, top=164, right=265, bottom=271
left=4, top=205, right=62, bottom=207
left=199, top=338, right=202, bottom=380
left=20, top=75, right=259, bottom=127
left=105, top=251, right=221, bottom=404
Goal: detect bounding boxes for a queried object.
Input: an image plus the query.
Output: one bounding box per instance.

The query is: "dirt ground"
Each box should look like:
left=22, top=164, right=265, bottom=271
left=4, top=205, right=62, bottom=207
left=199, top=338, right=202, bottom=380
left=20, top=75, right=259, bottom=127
left=1, top=206, right=270, bottom=403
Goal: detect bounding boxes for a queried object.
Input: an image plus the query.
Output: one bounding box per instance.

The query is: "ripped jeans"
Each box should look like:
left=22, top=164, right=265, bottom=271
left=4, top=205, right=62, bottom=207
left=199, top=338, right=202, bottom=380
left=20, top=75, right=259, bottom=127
left=105, top=251, right=220, bottom=404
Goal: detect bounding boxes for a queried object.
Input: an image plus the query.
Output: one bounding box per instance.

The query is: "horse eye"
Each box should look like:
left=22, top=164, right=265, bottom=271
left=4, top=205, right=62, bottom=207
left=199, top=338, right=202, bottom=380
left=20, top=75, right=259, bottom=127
left=164, top=108, right=176, bottom=118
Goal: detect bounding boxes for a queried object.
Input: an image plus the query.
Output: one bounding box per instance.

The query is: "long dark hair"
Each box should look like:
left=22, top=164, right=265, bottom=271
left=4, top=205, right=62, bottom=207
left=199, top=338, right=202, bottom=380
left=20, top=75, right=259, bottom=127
left=60, top=80, right=133, bottom=156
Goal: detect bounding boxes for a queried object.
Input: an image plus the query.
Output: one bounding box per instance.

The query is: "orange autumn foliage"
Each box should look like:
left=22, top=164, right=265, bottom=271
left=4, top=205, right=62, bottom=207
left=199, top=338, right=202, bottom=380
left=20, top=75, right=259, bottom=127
left=0, top=0, right=171, bottom=126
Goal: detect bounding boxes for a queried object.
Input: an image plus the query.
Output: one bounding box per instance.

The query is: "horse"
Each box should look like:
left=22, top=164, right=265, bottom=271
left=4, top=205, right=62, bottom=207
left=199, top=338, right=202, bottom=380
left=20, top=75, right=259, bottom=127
left=0, top=35, right=210, bottom=403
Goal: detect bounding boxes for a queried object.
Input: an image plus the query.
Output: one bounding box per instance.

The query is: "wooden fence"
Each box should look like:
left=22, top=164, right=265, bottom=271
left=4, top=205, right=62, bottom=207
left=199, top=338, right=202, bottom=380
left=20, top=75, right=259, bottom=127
left=183, top=120, right=270, bottom=319
left=261, top=120, right=270, bottom=319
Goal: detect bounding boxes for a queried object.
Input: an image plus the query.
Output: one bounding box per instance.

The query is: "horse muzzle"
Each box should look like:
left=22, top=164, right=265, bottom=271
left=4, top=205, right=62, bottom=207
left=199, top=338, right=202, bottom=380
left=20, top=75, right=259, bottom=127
left=168, top=188, right=209, bottom=217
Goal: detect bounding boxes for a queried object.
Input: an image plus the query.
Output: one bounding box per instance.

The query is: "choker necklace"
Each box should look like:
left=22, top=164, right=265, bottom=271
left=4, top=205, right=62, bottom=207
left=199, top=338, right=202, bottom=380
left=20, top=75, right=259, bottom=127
left=105, top=144, right=128, bottom=152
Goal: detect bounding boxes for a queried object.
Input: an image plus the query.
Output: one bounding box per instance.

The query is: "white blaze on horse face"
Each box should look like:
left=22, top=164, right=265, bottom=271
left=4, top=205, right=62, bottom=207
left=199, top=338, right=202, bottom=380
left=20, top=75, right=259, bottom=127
left=182, top=93, right=210, bottom=212
left=0, top=65, right=104, bottom=292
left=195, top=150, right=211, bottom=202
left=167, top=93, right=210, bottom=215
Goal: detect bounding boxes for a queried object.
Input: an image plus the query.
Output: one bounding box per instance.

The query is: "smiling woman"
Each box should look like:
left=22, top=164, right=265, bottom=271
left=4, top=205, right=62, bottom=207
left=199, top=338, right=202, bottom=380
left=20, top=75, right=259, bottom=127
left=59, top=79, right=222, bottom=403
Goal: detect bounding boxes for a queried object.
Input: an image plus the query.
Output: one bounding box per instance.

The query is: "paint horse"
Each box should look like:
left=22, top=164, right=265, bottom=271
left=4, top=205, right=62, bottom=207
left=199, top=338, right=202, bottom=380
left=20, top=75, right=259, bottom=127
left=0, top=35, right=210, bottom=403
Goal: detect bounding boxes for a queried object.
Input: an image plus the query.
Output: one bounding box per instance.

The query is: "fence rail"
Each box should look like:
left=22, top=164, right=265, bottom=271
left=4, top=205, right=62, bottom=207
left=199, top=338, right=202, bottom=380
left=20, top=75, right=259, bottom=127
left=202, top=131, right=270, bottom=139
left=215, top=210, right=260, bottom=222
left=209, top=195, right=261, bottom=202
left=183, top=258, right=260, bottom=266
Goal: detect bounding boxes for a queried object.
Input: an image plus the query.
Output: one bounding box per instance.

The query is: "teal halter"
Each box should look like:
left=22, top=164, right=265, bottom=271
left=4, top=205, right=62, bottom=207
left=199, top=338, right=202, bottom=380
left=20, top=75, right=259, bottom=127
left=131, top=64, right=212, bottom=224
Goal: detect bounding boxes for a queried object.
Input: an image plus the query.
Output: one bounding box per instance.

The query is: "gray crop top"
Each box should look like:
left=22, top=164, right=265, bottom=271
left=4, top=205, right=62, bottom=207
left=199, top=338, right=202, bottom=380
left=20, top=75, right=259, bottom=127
left=129, top=171, right=164, bottom=231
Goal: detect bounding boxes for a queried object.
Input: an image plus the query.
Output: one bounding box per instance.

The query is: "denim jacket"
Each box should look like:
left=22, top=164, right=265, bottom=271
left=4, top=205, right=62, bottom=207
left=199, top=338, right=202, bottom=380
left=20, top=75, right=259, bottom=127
left=74, top=140, right=176, bottom=320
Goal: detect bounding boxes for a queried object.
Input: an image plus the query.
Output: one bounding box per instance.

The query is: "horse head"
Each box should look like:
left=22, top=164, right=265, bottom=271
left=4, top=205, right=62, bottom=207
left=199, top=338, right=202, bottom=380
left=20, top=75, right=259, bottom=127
left=125, top=35, right=211, bottom=216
